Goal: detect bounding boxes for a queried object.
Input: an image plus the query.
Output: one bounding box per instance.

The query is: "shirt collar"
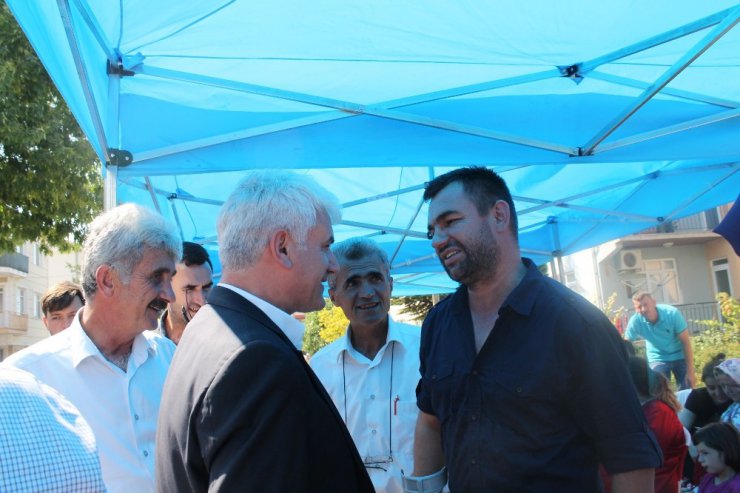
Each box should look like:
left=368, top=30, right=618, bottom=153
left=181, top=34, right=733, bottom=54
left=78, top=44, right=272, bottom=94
left=219, top=283, right=305, bottom=351
left=333, top=316, right=408, bottom=365
left=67, top=309, right=155, bottom=368
left=451, top=257, right=542, bottom=318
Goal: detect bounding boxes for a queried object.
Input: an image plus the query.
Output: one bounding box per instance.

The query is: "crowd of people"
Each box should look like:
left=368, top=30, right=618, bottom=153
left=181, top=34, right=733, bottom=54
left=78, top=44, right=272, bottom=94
left=0, top=166, right=738, bottom=493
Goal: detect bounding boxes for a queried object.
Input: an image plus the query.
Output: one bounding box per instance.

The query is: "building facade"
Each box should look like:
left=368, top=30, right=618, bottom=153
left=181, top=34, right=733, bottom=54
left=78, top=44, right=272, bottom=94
left=0, top=244, right=82, bottom=360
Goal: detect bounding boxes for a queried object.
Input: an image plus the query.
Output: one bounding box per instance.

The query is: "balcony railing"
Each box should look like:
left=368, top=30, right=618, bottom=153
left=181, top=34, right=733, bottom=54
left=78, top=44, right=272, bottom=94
left=0, top=252, right=29, bottom=274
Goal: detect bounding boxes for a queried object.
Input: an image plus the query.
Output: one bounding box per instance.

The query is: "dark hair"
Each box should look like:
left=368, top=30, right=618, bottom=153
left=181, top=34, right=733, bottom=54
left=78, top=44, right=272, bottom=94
left=628, top=356, right=681, bottom=412
left=703, top=353, right=727, bottom=382
left=423, top=167, right=518, bottom=238
left=41, top=281, right=85, bottom=316
left=693, top=422, right=740, bottom=472
left=182, top=242, right=212, bottom=271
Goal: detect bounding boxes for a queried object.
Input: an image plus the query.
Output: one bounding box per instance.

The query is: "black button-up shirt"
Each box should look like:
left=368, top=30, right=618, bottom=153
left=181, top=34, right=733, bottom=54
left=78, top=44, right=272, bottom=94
left=417, top=258, right=662, bottom=492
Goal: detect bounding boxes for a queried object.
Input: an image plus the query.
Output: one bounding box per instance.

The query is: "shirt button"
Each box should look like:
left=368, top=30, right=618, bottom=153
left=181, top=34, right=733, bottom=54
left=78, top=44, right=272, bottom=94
left=471, top=414, right=477, bottom=421
left=370, top=394, right=376, bottom=400
left=143, top=450, right=149, bottom=457
left=371, top=429, right=377, bottom=435
left=516, top=386, right=523, bottom=393
left=472, top=370, right=478, bottom=375
left=134, top=414, right=140, bottom=421
left=471, top=459, right=477, bottom=465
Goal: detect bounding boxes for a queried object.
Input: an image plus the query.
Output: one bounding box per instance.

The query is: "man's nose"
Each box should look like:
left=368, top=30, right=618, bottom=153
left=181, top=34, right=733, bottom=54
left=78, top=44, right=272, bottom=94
left=161, top=280, right=176, bottom=304
left=431, top=227, right=448, bottom=250
left=327, top=250, right=339, bottom=274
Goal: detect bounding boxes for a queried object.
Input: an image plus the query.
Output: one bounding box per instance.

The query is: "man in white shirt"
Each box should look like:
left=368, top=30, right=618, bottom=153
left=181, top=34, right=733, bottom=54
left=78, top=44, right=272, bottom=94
left=157, top=241, right=214, bottom=344
left=3, top=203, right=181, bottom=493
left=0, top=367, right=106, bottom=492
left=156, top=170, right=374, bottom=493
left=311, top=237, right=421, bottom=493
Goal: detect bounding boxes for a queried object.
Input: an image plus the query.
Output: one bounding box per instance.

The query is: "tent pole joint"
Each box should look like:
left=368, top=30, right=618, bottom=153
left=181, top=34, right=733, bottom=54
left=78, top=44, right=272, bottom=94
left=107, top=60, right=135, bottom=77
left=558, top=63, right=584, bottom=83
left=106, top=148, right=133, bottom=167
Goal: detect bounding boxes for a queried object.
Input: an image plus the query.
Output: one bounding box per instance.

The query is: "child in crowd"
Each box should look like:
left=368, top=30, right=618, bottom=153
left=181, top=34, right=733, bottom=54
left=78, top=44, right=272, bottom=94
left=682, top=422, right=740, bottom=492
left=681, top=354, right=732, bottom=483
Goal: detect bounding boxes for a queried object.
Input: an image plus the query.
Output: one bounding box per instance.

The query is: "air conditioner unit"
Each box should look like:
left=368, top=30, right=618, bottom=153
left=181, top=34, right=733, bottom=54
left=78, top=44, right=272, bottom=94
left=618, top=250, right=643, bottom=271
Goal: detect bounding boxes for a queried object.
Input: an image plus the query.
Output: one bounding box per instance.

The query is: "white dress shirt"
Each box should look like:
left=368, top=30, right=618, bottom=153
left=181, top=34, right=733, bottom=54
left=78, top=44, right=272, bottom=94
left=220, top=283, right=306, bottom=350
left=0, top=367, right=106, bottom=493
left=310, top=318, right=421, bottom=493
left=2, top=313, right=176, bottom=493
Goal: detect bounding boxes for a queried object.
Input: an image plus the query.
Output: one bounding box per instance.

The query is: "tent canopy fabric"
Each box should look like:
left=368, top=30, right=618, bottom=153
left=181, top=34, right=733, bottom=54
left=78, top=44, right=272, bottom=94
left=6, top=0, right=740, bottom=294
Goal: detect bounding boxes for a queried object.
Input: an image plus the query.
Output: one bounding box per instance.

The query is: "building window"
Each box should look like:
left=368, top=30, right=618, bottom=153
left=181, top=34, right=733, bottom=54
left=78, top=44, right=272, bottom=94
left=16, top=288, right=26, bottom=315
left=32, top=292, right=41, bottom=318
left=643, top=258, right=681, bottom=304
left=32, top=243, right=42, bottom=266
left=711, top=258, right=733, bottom=297
left=0, top=287, right=4, bottom=312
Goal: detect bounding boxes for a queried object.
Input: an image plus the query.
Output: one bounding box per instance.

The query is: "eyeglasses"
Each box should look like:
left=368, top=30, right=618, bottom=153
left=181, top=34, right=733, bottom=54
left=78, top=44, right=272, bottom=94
left=363, top=455, right=393, bottom=472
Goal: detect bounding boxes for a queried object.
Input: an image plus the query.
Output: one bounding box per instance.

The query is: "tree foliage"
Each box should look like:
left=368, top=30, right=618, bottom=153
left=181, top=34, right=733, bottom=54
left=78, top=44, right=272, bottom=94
left=391, top=295, right=440, bottom=322
left=0, top=4, right=102, bottom=253
left=691, top=292, right=740, bottom=377
left=303, top=300, right=349, bottom=355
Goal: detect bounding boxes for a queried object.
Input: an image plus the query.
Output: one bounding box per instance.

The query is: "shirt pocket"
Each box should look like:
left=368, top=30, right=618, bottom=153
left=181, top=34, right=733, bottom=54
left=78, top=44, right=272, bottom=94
left=427, top=360, right=461, bottom=423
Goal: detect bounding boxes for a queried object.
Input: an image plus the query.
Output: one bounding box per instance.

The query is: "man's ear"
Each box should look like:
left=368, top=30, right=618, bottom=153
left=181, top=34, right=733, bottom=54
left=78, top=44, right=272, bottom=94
left=270, top=230, right=293, bottom=268
left=328, top=288, right=335, bottom=303
left=491, top=200, right=510, bottom=230
left=96, top=264, right=116, bottom=297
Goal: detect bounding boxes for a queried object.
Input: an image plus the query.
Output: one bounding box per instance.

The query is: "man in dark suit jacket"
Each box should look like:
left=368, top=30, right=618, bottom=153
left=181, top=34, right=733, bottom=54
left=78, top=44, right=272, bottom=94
left=156, top=171, right=374, bottom=493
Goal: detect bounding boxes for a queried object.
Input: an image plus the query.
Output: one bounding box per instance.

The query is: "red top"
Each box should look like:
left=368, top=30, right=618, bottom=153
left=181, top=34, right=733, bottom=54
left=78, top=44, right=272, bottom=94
left=643, top=399, right=687, bottom=493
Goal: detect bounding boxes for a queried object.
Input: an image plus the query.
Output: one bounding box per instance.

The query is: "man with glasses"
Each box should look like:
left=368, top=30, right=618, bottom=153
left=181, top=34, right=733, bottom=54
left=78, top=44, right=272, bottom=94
left=158, top=242, right=213, bottom=345
left=310, top=237, right=421, bottom=493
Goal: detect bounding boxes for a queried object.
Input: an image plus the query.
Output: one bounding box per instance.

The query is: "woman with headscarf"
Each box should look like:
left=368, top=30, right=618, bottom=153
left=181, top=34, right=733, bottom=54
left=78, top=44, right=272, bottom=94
left=715, top=358, right=740, bottom=430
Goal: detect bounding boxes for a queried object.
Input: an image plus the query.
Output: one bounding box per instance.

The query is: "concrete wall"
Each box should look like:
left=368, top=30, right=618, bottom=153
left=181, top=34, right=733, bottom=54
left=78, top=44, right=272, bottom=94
left=705, top=238, right=740, bottom=297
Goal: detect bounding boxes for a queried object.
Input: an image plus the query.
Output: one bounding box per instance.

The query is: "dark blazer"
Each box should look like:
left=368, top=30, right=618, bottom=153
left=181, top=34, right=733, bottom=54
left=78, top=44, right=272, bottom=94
left=155, top=286, right=374, bottom=493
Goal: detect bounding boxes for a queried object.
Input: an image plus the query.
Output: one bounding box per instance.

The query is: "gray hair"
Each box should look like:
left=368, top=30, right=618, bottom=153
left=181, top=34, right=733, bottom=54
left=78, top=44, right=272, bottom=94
left=218, top=170, right=341, bottom=271
left=81, top=203, right=182, bottom=297
left=328, top=237, right=390, bottom=289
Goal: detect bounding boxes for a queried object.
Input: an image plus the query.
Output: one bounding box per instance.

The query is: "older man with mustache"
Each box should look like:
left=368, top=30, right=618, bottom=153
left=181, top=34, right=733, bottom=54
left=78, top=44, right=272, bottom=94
left=3, top=203, right=181, bottom=493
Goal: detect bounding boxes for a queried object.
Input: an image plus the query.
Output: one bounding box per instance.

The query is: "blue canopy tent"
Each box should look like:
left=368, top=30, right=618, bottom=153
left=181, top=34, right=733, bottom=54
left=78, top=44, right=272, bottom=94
left=6, top=0, right=740, bottom=294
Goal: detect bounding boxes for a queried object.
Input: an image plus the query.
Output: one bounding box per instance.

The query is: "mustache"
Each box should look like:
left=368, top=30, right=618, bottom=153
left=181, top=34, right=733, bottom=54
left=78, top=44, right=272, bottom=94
left=148, top=298, right=169, bottom=311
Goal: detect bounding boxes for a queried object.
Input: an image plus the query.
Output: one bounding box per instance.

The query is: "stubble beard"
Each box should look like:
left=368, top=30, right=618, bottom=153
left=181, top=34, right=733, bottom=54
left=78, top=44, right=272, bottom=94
left=444, top=223, right=499, bottom=286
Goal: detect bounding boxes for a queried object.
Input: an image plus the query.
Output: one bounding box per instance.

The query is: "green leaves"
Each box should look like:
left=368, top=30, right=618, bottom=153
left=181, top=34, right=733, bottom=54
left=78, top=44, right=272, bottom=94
left=0, top=4, right=102, bottom=253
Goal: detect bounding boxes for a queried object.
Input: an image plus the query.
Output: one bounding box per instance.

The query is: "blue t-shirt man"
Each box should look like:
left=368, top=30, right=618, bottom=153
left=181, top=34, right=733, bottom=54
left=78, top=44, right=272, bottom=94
left=625, top=292, right=696, bottom=389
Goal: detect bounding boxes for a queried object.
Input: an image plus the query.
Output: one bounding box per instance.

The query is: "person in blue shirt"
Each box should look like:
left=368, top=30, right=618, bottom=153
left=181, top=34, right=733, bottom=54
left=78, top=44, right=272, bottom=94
left=625, top=291, right=696, bottom=390
left=406, top=166, right=662, bottom=493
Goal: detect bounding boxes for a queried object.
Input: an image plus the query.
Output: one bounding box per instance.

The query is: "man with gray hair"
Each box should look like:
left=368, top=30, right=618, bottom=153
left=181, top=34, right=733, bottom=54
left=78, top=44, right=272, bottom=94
left=310, top=237, right=422, bottom=493
left=156, top=171, right=374, bottom=493
left=3, top=203, right=180, bottom=493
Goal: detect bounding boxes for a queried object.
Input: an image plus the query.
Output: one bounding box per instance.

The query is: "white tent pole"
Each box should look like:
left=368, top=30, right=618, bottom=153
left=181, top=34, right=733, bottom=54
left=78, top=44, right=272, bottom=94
left=588, top=72, right=739, bottom=109
left=389, top=197, right=426, bottom=265
left=582, top=10, right=740, bottom=155
left=56, top=0, right=112, bottom=170
left=596, top=108, right=740, bottom=154
left=340, top=220, right=427, bottom=239
left=144, top=178, right=161, bottom=214
left=579, top=7, right=733, bottom=73
left=139, top=66, right=575, bottom=155
left=69, top=0, right=116, bottom=63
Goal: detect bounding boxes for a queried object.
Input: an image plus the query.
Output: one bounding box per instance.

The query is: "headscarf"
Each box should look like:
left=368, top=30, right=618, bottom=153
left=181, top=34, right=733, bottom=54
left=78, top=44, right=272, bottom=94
left=716, top=358, right=740, bottom=384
